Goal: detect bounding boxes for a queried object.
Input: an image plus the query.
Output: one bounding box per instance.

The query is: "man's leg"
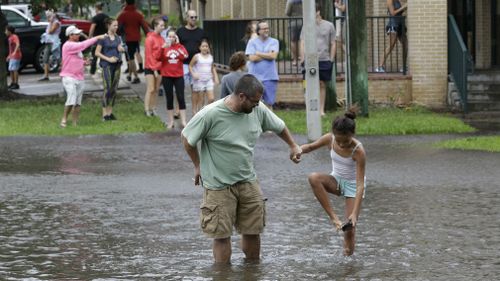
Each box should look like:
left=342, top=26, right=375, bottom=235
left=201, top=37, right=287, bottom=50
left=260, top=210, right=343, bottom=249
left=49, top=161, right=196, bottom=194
left=241, top=234, right=260, bottom=260
left=213, top=237, right=232, bottom=263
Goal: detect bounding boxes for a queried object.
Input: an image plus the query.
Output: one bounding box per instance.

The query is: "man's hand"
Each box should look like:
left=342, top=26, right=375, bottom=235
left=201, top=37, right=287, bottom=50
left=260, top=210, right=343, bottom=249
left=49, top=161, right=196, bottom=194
left=289, top=144, right=302, bottom=163
left=193, top=166, right=201, bottom=186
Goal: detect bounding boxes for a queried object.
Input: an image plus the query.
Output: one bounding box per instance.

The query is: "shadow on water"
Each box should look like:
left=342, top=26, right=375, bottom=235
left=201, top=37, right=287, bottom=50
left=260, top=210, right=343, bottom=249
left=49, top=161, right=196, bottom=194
left=1, top=133, right=500, bottom=279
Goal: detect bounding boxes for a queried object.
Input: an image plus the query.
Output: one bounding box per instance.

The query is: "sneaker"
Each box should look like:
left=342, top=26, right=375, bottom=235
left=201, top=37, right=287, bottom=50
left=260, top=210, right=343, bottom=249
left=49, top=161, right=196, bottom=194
left=137, top=68, right=144, bottom=74
left=374, top=66, right=385, bottom=73
left=38, top=76, right=49, bottom=81
left=126, top=75, right=131, bottom=81
left=11, top=83, right=19, bottom=90
left=109, top=113, right=117, bottom=120
left=151, top=109, right=158, bottom=116
left=131, top=77, right=140, bottom=84
left=102, top=115, right=111, bottom=121
left=145, top=110, right=153, bottom=117
left=123, top=68, right=129, bottom=74
left=7, top=83, right=13, bottom=89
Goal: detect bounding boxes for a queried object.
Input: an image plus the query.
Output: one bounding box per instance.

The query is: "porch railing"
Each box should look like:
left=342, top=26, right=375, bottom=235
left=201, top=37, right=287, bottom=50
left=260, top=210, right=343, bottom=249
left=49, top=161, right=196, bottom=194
left=203, top=16, right=407, bottom=75
left=448, top=14, right=474, bottom=113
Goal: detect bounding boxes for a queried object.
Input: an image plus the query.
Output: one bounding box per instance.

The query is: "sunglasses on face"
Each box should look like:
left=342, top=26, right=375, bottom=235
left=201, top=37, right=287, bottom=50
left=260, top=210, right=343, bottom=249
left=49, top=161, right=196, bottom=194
left=190, top=16, right=198, bottom=19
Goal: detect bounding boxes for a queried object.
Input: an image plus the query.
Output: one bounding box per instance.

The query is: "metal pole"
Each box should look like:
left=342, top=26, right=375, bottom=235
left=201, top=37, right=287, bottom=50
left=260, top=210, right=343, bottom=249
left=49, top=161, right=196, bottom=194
left=303, top=0, right=322, bottom=141
left=344, top=0, right=352, bottom=110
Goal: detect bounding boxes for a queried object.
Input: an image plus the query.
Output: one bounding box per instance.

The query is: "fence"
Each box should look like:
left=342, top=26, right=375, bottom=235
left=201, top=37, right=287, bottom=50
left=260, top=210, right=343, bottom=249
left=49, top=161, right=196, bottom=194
left=203, top=16, right=408, bottom=75
left=448, top=15, right=474, bottom=113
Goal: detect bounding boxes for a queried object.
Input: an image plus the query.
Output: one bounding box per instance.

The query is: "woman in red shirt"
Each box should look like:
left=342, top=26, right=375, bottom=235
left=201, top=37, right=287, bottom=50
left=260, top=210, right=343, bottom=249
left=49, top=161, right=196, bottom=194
left=144, top=17, right=166, bottom=117
left=161, top=29, right=188, bottom=129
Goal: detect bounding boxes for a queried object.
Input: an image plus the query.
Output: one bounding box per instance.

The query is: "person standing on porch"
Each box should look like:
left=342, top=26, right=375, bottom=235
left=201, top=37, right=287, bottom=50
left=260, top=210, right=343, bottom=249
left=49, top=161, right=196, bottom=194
left=245, top=20, right=279, bottom=109
left=375, top=0, right=408, bottom=73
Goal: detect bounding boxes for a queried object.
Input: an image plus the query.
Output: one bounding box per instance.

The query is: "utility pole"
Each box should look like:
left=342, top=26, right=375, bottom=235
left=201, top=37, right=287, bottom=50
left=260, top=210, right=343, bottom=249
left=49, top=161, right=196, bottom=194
left=303, top=0, right=322, bottom=141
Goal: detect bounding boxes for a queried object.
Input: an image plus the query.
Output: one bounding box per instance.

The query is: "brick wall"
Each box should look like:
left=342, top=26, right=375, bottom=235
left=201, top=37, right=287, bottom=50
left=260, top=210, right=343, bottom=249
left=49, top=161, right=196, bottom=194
left=407, top=0, right=448, bottom=107
left=274, top=76, right=412, bottom=106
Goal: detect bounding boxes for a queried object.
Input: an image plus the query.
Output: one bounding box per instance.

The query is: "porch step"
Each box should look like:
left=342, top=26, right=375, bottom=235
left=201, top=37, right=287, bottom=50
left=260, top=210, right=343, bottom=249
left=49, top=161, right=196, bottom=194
left=466, top=100, right=500, bottom=112
left=468, top=81, right=500, bottom=92
left=467, top=70, right=500, bottom=82
left=465, top=71, right=500, bottom=113
left=463, top=111, right=500, bottom=131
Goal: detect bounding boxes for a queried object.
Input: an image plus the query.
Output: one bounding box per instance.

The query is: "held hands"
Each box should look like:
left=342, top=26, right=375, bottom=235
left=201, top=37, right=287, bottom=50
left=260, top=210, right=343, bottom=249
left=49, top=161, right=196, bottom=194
left=289, top=144, right=302, bottom=163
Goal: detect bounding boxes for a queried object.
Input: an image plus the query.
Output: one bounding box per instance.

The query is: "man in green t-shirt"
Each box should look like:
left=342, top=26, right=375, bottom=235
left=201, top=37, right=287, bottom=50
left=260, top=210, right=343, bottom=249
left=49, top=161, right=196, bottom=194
left=181, top=74, right=302, bottom=264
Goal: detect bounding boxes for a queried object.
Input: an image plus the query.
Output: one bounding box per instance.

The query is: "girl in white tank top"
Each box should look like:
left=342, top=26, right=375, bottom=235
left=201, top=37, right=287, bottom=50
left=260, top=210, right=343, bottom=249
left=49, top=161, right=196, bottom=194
left=299, top=110, right=367, bottom=256
left=189, top=39, right=220, bottom=115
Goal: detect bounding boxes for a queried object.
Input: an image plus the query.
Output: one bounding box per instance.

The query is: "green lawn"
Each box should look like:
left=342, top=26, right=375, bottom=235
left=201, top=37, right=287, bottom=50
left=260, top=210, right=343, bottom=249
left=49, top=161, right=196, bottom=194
left=275, top=107, right=476, bottom=135
left=435, top=136, right=500, bottom=152
left=0, top=97, right=166, bottom=136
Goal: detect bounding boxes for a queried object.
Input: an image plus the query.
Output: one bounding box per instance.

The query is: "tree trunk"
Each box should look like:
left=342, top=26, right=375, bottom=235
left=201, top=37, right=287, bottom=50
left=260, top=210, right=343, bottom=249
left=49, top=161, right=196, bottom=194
left=347, top=0, right=369, bottom=116
left=0, top=10, right=8, bottom=97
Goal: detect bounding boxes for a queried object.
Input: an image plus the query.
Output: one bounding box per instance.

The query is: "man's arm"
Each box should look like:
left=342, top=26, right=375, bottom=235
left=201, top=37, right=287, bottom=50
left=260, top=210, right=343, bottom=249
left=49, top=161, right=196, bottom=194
left=181, top=134, right=202, bottom=185
left=277, top=127, right=302, bottom=163
left=255, top=50, right=278, bottom=60
left=89, top=23, right=96, bottom=38
left=330, top=40, right=337, bottom=61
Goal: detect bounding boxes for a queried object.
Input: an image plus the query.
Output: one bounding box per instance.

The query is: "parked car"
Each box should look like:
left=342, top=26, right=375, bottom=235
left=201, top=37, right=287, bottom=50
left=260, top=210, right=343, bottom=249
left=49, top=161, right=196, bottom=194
left=1, top=5, right=67, bottom=73
left=56, top=12, right=91, bottom=35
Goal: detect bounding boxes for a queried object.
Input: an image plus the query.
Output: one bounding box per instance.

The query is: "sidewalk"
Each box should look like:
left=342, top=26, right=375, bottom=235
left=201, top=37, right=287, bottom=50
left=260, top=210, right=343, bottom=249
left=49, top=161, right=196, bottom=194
left=13, top=64, right=197, bottom=126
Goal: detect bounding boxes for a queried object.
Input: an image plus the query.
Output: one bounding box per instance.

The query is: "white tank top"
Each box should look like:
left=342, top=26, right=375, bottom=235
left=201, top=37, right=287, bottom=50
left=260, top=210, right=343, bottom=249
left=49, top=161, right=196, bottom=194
left=193, top=54, right=213, bottom=82
left=330, top=135, right=362, bottom=181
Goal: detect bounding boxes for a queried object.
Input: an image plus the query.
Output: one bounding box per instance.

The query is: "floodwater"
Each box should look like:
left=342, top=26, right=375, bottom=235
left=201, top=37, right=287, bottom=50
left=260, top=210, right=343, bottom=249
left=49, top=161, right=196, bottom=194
left=1, top=133, right=499, bottom=280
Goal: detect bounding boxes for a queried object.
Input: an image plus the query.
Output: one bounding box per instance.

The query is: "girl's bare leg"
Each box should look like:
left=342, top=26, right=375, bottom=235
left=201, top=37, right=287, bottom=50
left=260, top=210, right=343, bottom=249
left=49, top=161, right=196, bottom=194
left=343, top=198, right=356, bottom=256
left=308, top=172, right=343, bottom=230
left=206, top=90, right=215, bottom=104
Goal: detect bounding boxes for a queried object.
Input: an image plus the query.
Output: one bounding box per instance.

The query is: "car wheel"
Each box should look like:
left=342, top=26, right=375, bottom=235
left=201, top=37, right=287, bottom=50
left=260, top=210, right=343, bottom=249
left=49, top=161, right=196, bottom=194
left=34, top=45, right=61, bottom=73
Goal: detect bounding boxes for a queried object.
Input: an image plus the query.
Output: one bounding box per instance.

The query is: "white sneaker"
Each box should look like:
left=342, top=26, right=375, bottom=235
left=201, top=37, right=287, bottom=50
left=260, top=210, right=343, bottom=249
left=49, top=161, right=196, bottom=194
left=375, top=66, right=385, bottom=73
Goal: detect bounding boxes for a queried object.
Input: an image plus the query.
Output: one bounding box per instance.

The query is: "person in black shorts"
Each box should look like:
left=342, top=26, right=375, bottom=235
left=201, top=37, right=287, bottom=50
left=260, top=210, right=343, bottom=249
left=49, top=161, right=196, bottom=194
left=89, top=2, right=109, bottom=75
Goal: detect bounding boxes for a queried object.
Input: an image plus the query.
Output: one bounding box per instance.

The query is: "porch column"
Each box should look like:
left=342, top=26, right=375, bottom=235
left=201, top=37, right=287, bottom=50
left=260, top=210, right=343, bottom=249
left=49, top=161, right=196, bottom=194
left=407, top=0, right=448, bottom=107
left=475, top=0, right=492, bottom=69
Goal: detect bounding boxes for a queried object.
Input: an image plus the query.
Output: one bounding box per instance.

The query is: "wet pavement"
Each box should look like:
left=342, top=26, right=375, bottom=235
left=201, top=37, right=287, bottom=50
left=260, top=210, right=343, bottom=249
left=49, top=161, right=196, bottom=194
left=1, top=132, right=499, bottom=280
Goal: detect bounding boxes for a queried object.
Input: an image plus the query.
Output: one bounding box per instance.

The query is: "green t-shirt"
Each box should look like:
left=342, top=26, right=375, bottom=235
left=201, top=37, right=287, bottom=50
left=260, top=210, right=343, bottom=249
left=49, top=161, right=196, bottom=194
left=182, top=98, right=286, bottom=189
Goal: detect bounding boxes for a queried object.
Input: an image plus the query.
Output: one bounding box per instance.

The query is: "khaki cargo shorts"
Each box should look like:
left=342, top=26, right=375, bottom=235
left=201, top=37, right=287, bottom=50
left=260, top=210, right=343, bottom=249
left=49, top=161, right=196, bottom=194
left=200, top=181, right=266, bottom=239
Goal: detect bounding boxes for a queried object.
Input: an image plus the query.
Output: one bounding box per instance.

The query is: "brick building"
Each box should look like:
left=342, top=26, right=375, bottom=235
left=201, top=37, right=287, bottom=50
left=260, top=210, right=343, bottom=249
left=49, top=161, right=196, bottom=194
left=159, top=0, right=498, bottom=109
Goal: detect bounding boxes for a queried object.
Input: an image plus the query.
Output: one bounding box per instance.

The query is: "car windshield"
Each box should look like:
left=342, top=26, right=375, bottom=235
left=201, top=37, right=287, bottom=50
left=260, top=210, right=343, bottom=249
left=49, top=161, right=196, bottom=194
left=2, top=9, right=28, bottom=27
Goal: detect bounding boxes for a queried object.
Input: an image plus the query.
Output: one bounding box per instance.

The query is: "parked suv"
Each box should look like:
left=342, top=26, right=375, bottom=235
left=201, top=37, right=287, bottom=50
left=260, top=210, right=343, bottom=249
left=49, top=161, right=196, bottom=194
left=1, top=5, right=66, bottom=72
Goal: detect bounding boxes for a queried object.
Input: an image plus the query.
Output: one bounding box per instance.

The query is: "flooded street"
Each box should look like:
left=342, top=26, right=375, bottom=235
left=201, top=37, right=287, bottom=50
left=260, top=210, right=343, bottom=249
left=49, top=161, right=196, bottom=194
left=1, top=133, right=499, bottom=280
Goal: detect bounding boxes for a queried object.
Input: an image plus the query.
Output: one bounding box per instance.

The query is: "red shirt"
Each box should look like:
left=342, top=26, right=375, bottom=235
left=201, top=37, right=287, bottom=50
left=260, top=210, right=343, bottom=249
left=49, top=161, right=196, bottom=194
left=160, top=43, right=188, bottom=77
left=144, top=32, right=164, bottom=71
left=117, top=4, right=149, bottom=42
left=8, top=34, right=22, bottom=60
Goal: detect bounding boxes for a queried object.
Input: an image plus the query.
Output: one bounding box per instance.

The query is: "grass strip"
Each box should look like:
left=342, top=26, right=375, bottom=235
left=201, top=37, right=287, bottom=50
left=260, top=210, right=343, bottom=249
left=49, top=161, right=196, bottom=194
left=0, top=97, right=166, bottom=136
left=435, top=136, right=500, bottom=152
left=275, top=107, right=476, bottom=135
